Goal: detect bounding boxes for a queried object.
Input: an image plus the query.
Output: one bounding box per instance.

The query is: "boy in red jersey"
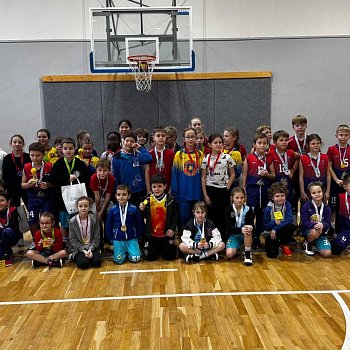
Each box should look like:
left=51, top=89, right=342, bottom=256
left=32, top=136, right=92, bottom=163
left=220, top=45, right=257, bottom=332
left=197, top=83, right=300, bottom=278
left=140, top=174, right=178, bottom=261
left=146, top=127, right=175, bottom=193
left=21, top=142, right=53, bottom=237
left=288, top=115, right=309, bottom=213
left=242, top=133, right=275, bottom=249
left=328, top=125, right=350, bottom=208
left=269, top=130, right=299, bottom=204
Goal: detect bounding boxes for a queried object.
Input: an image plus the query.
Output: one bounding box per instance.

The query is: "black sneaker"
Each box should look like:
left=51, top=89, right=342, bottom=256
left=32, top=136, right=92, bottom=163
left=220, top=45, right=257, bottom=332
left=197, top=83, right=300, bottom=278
left=208, top=253, right=219, bottom=261
left=252, top=237, right=262, bottom=249
left=303, top=240, right=314, bottom=256
left=244, top=250, right=253, bottom=266
left=32, top=260, right=42, bottom=268
left=327, top=226, right=335, bottom=239
left=289, top=237, right=298, bottom=245
left=185, top=254, right=200, bottom=263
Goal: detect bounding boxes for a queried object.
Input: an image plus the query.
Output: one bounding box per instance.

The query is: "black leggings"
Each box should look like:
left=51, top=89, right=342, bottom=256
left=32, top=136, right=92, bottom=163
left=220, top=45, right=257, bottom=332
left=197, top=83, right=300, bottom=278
left=75, top=250, right=102, bottom=269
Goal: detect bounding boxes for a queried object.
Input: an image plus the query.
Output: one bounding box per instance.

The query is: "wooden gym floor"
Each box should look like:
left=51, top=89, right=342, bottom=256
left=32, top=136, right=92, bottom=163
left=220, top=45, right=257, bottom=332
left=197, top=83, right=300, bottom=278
left=0, top=236, right=349, bottom=350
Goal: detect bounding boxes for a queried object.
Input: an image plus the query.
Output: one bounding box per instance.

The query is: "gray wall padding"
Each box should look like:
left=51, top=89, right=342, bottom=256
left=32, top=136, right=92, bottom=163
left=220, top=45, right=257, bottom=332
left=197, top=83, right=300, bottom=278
left=42, top=77, right=271, bottom=154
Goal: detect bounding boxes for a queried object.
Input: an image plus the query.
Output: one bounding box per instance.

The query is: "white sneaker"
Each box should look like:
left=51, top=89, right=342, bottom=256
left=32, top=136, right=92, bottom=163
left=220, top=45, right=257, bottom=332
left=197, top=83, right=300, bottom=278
left=303, top=240, right=314, bottom=256
left=244, top=250, right=253, bottom=266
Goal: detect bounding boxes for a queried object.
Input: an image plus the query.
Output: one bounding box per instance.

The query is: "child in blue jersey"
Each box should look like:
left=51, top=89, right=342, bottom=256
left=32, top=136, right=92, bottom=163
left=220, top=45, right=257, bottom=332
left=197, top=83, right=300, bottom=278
left=171, top=128, right=204, bottom=229
left=263, top=182, right=296, bottom=258
left=106, top=184, right=144, bottom=264
left=179, top=201, right=225, bottom=263
left=242, top=133, right=275, bottom=249
left=112, top=132, right=152, bottom=206
left=301, top=182, right=332, bottom=257
left=331, top=174, right=350, bottom=255
left=225, top=187, right=254, bottom=265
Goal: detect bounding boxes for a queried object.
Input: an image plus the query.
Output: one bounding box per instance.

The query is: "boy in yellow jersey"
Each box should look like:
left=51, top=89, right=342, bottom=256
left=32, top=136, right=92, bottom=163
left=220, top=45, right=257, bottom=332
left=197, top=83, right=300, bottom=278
left=139, top=174, right=178, bottom=260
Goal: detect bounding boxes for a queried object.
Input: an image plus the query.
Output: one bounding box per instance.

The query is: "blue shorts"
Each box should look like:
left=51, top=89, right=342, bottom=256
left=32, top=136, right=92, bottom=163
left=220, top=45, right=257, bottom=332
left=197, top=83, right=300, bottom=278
left=303, top=229, right=331, bottom=251
left=113, top=239, right=141, bottom=264
left=59, top=210, right=74, bottom=229
left=28, top=197, right=52, bottom=226
left=226, top=234, right=243, bottom=250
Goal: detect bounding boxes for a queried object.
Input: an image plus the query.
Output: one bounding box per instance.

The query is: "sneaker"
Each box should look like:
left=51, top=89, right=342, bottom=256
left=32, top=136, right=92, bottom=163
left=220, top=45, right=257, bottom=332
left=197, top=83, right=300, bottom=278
left=282, top=245, right=293, bottom=257
left=31, top=260, right=42, bottom=268
left=303, top=240, right=314, bottom=256
left=244, top=250, right=253, bottom=266
left=252, top=237, right=262, bottom=249
left=27, top=242, right=36, bottom=250
left=5, top=259, right=12, bottom=267
left=208, top=253, right=219, bottom=261
left=185, top=254, right=199, bottom=263
left=289, top=237, right=298, bottom=245
left=327, top=226, right=334, bottom=239
left=47, top=259, right=63, bottom=269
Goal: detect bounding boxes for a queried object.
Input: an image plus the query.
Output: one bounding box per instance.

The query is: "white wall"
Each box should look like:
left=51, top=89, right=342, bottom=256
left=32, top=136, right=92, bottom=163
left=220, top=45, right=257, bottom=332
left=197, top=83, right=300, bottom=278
left=0, top=0, right=350, bottom=151
left=1, top=0, right=350, bottom=40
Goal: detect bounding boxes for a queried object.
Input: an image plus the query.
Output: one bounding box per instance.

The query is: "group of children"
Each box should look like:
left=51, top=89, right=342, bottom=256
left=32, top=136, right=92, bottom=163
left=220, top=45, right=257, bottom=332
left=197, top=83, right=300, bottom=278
left=0, top=115, right=349, bottom=269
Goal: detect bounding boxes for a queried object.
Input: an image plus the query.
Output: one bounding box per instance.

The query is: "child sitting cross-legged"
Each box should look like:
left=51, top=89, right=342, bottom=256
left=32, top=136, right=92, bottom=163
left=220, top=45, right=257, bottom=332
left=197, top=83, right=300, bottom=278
left=263, top=182, right=296, bottom=258
left=26, top=212, right=67, bottom=268
left=179, top=201, right=225, bottom=263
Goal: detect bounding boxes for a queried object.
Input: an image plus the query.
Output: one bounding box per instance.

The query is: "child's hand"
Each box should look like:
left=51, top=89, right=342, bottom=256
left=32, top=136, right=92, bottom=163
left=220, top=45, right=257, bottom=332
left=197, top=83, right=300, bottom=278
left=97, top=211, right=104, bottom=222
left=203, top=194, right=211, bottom=206
left=325, top=191, right=330, bottom=202
left=69, top=174, right=77, bottom=182
left=133, top=143, right=141, bottom=150
left=301, top=192, right=308, bottom=201
left=166, top=229, right=175, bottom=237
left=29, top=178, right=37, bottom=187
left=203, top=242, right=209, bottom=249
left=83, top=249, right=89, bottom=258
left=87, top=249, right=93, bottom=259
left=336, top=179, right=343, bottom=187
left=242, top=225, right=252, bottom=235
left=258, top=169, right=268, bottom=177
left=275, top=219, right=281, bottom=225
left=38, top=239, right=43, bottom=246
left=270, top=230, right=276, bottom=240
left=45, top=238, right=54, bottom=246
left=139, top=202, right=145, bottom=211
left=289, top=171, right=294, bottom=179
left=314, top=222, right=323, bottom=231
left=39, top=181, right=48, bottom=189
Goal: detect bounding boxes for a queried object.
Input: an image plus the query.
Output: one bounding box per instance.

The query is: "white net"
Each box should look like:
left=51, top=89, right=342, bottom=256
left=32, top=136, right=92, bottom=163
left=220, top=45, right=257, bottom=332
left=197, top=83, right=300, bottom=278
left=128, top=55, right=156, bottom=92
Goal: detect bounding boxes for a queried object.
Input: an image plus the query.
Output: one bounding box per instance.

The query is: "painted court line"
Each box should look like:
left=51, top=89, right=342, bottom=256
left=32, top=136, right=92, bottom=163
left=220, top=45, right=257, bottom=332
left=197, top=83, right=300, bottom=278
left=332, top=292, right=350, bottom=350
left=1, top=289, right=350, bottom=306
left=100, top=268, right=178, bottom=275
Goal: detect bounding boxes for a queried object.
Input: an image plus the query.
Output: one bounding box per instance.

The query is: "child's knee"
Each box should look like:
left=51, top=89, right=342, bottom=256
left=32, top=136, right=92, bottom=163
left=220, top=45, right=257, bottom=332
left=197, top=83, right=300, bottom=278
left=226, top=249, right=238, bottom=259
left=114, top=253, right=127, bottom=264
left=320, top=250, right=331, bottom=258
left=26, top=250, right=35, bottom=259
left=129, top=255, right=141, bottom=263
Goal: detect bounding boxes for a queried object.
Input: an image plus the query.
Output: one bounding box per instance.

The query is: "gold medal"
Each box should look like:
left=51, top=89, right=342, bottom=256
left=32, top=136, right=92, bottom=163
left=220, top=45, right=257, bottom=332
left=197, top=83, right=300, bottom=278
left=200, top=237, right=206, bottom=244
left=143, top=199, right=148, bottom=205
left=121, top=225, right=127, bottom=232
left=341, top=163, right=346, bottom=168
left=274, top=211, right=283, bottom=220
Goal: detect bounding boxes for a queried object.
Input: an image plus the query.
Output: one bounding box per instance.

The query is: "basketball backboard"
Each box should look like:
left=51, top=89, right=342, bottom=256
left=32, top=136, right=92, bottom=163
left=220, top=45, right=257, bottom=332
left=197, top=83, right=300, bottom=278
left=89, top=6, right=194, bottom=73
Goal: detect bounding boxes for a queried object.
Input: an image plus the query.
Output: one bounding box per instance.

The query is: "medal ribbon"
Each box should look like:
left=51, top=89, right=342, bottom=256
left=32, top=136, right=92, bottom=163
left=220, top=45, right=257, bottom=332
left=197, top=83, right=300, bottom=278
left=275, top=149, right=289, bottom=173
left=338, top=144, right=348, bottom=166
left=40, top=228, right=55, bottom=241
left=295, top=134, right=306, bottom=154
left=312, top=200, right=324, bottom=223
left=98, top=175, right=109, bottom=199
left=254, top=152, right=267, bottom=170
left=194, top=219, right=205, bottom=241
left=232, top=204, right=243, bottom=228
left=185, top=148, right=199, bottom=170
left=154, top=146, right=165, bottom=170
left=345, top=194, right=350, bottom=220
left=119, top=203, right=128, bottom=229
left=207, top=151, right=221, bottom=173
left=308, top=152, right=321, bottom=177
left=32, top=161, right=44, bottom=181
left=77, top=215, right=90, bottom=243
left=11, top=151, right=24, bottom=173
left=64, top=157, right=76, bottom=175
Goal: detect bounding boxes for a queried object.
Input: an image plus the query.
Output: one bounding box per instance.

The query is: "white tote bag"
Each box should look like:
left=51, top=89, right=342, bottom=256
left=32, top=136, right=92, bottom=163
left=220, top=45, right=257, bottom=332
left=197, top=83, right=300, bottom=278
left=61, top=179, right=87, bottom=214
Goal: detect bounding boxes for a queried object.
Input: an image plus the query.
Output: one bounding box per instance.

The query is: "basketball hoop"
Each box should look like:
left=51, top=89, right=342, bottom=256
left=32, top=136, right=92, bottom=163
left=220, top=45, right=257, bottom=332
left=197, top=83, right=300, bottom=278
left=127, top=55, right=156, bottom=92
